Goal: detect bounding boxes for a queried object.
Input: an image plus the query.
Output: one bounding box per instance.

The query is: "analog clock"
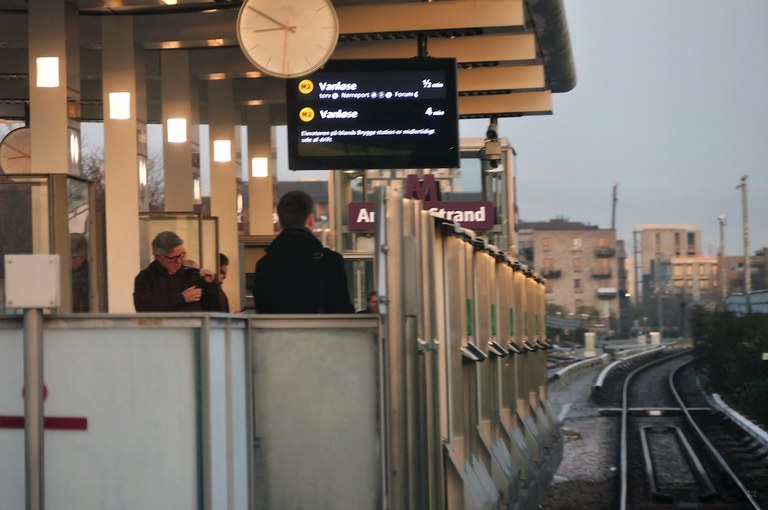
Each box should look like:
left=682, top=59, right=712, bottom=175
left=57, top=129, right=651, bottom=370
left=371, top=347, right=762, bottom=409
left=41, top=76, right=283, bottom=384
left=236, top=0, right=339, bottom=79
left=0, top=127, right=31, bottom=174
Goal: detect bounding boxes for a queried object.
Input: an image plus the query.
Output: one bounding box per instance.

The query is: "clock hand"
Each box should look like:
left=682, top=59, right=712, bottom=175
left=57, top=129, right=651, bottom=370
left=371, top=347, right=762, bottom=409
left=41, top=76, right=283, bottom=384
left=6, top=144, right=29, bottom=157
left=283, top=19, right=290, bottom=75
left=251, top=26, right=296, bottom=33
left=247, top=6, right=290, bottom=29
left=250, top=27, right=287, bottom=33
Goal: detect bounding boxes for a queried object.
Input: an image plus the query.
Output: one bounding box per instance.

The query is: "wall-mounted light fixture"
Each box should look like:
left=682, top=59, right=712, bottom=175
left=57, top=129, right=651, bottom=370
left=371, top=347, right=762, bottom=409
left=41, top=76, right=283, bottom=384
left=36, top=57, right=60, bottom=88
left=193, top=176, right=202, bottom=204
left=138, top=157, right=147, bottom=187
left=68, top=129, right=80, bottom=169
left=166, top=118, right=187, bottom=143
left=251, top=157, right=268, bottom=178
left=213, top=139, right=231, bottom=162
left=109, top=92, right=131, bottom=120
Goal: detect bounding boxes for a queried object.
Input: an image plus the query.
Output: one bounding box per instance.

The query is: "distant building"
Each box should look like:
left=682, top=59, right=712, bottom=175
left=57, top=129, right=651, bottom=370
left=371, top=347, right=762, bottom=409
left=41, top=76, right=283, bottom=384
left=634, top=224, right=701, bottom=276
left=518, top=218, right=623, bottom=334
left=633, top=224, right=720, bottom=334
left=662, top=255, right=719, bottom=302
left=722, top=247, right=768, bottom=294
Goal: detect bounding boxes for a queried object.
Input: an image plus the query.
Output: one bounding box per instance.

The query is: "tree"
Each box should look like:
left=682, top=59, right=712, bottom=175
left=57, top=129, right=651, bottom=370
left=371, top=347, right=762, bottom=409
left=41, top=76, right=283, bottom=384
left=80, top=146, right=105, bottom=213
left=80, top=143, right=164, bottom=212
left=146, top=152, right=164, bottom=211
left=692, top=307, right=768, bottom=426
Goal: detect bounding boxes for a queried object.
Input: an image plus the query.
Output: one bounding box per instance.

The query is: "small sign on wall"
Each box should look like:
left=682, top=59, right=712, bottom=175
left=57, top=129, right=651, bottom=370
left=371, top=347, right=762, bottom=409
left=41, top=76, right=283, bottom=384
left=4, top=254, right=60, bottom=309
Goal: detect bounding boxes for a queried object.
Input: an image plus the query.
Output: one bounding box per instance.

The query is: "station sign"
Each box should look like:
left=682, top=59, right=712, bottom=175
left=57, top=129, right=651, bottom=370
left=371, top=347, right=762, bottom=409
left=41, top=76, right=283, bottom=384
left=349, top=174, right=495, bottom=231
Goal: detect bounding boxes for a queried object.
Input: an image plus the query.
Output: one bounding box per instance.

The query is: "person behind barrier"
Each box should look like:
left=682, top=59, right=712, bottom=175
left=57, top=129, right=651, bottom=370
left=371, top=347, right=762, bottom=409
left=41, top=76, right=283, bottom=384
left=219, top=252, right=231, bottom=312
left=133, top=231, right=227, bottom=312
left=70, top=232, right=90, bottom=312
left=253, top=190, right=354, bottom=314
left=357, top=290, right=378, bottom=314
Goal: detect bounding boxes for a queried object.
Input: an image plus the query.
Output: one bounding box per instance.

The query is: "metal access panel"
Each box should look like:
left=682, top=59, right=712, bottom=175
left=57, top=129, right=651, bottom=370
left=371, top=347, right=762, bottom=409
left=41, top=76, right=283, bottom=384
left=250, top=316, right=382, bottom=510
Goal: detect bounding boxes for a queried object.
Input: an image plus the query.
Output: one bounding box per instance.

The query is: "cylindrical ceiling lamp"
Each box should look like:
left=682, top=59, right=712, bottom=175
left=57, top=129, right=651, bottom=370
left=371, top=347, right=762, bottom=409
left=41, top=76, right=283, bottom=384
left=138, top=157, right=147, bottom=187
left=251, top=157, right=268, bottom=178
left=109, top=92, right=131, bottom=120
left=167, top=118, right=187, bottom=143
left=213, top=139, right=231, bottom=162
left=193, top=177, right=202, bottom=204
left=36, top=57, right=60, bottom=88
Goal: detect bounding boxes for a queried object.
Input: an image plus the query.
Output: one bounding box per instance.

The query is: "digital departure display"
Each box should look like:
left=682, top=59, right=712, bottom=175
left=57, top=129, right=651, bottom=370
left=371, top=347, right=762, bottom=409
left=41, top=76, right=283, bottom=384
left=286, top=58, right=459, bottom=170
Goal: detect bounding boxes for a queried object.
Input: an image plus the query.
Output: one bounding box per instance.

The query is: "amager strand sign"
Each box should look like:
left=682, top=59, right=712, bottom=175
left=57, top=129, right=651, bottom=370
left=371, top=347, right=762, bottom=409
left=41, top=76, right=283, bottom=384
left=349, top=174, right=495, bottom=231
left=349, top=201, right=495, bottom=231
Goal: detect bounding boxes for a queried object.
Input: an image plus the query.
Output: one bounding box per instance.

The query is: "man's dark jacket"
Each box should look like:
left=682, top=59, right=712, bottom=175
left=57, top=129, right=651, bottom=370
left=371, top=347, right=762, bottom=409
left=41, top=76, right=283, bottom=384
left=253, top=227, right=354, bottom=314
left=133, top=260, right=228, bottom=312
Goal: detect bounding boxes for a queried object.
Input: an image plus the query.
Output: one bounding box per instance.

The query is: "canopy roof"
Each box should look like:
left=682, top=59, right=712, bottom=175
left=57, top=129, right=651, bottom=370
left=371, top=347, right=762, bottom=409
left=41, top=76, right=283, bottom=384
left=0, top=0, right=576, bottom=123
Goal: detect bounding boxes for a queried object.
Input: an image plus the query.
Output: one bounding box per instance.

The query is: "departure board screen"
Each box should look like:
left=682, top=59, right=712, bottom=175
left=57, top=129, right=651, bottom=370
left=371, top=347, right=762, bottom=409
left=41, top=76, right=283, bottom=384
left=286, top=58, right=459, bottom=170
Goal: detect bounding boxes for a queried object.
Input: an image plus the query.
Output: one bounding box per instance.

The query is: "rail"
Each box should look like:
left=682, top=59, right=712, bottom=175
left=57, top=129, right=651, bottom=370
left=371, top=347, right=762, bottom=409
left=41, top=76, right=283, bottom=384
left=711, top=393, right=768, bottom=450
left=547, top=353, right=609, bottom=391
left=670, top=361, right=762, bottom=509
left=618, top=350, right=690, bottom=510
left=615, top=352, right=763, bottom=510
left=593, top=346, right=666, bottom=391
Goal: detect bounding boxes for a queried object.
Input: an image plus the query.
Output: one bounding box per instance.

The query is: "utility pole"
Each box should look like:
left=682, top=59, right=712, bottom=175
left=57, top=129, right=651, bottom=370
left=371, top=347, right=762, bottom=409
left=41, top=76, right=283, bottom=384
left=718, top=215, right=727, bottom=303
left=611, top=182, right=618, bottom=230
left=633, top=230, right=641, bottom=304
left=736, top=176, right=751, bottom=313
left=655, top=254, right=663, bottom=333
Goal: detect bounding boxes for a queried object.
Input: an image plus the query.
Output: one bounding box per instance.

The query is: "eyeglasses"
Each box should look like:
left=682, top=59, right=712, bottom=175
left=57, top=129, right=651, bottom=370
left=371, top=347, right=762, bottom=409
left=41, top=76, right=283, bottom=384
left=161, top=252, right=186, bottom=262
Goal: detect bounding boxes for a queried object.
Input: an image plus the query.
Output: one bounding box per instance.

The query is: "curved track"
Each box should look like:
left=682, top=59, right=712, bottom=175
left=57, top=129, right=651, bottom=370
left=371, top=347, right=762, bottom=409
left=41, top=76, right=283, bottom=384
left=616, top=351, right=765, bottom=509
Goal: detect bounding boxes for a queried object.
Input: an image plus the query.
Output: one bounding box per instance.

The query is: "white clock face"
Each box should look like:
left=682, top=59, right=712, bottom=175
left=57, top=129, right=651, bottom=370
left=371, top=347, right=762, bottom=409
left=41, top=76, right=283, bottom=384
left=0, top=127, right=31, bottom=174
left=237, top=0, right=339, bottom=79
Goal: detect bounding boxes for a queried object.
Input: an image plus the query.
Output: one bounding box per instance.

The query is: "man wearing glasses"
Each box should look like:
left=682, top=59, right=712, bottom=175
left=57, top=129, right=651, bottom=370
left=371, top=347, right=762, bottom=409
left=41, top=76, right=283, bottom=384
left=133, top=231, right=228, bottom=312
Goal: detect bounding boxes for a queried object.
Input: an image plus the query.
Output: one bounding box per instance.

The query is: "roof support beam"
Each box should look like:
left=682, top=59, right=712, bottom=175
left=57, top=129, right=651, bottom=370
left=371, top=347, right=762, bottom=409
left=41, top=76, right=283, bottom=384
left=458, top=65, right=545, bottom=93
left=459, top=91, right=552, bottom=118
left=334, top=33, right=536, bottom=63
left=133, top=0, right=525, bottom=47
left=337, top=0, right=524, bottom=35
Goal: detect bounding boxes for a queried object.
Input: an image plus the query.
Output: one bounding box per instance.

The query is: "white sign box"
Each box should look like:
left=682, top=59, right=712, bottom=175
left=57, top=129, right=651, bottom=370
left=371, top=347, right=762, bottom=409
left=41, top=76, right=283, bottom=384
left=4, top=254, right=60, bottom=309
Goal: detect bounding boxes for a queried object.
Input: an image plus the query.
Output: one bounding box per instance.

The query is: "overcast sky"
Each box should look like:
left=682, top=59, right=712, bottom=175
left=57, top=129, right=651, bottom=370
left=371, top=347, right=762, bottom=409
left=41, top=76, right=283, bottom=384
left=459, top=0, right=768, bottom=257
left=77, top=0, right=766, bottom=258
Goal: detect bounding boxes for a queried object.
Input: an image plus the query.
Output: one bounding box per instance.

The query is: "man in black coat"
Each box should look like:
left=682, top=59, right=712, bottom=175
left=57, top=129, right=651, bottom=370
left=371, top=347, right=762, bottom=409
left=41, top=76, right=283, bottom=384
left=133, top=231, right=228, bottom=312
left=253, top=190, right=354, bottom=314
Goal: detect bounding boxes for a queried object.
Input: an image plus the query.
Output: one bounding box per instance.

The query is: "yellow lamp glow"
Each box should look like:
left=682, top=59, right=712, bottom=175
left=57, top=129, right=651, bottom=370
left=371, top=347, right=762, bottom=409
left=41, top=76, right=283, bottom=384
left=251, top=157, right=268, bottom=178
left=213, top=139, right=231, bottom=162
left=36, top=57, right=60, bottom=88
left=69, top=130, right=80, bottom=166
left=193, top=177, right=202, bottom=204
left=167, top=118, right=187, bottom=143
left=138, top=157, right=147, bottom=186
left=109, top=92, right=131, bottom=120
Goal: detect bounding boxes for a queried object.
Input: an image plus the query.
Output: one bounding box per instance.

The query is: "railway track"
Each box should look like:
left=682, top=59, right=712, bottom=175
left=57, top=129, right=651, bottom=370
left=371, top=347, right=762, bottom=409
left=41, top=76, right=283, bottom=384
left=608, top=350, right=766, bottom=509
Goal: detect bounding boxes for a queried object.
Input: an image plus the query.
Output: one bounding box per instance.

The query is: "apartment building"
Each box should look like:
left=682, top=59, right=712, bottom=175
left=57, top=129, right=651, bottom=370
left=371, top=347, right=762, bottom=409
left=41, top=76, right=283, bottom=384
left=518, top=218, right=621, bottom=326
left=722, top=248, right=768, bottom=295
left=634, top=224, right=700, bottom=298
left=633, top=225, right=721, bottom=333
left=662, top=256, right=719, bottom=302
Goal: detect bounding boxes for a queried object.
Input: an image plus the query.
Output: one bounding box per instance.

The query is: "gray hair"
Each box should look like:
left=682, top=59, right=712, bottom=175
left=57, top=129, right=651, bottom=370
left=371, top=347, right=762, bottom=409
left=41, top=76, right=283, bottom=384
left=151, top=231, right=183, bottom=255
